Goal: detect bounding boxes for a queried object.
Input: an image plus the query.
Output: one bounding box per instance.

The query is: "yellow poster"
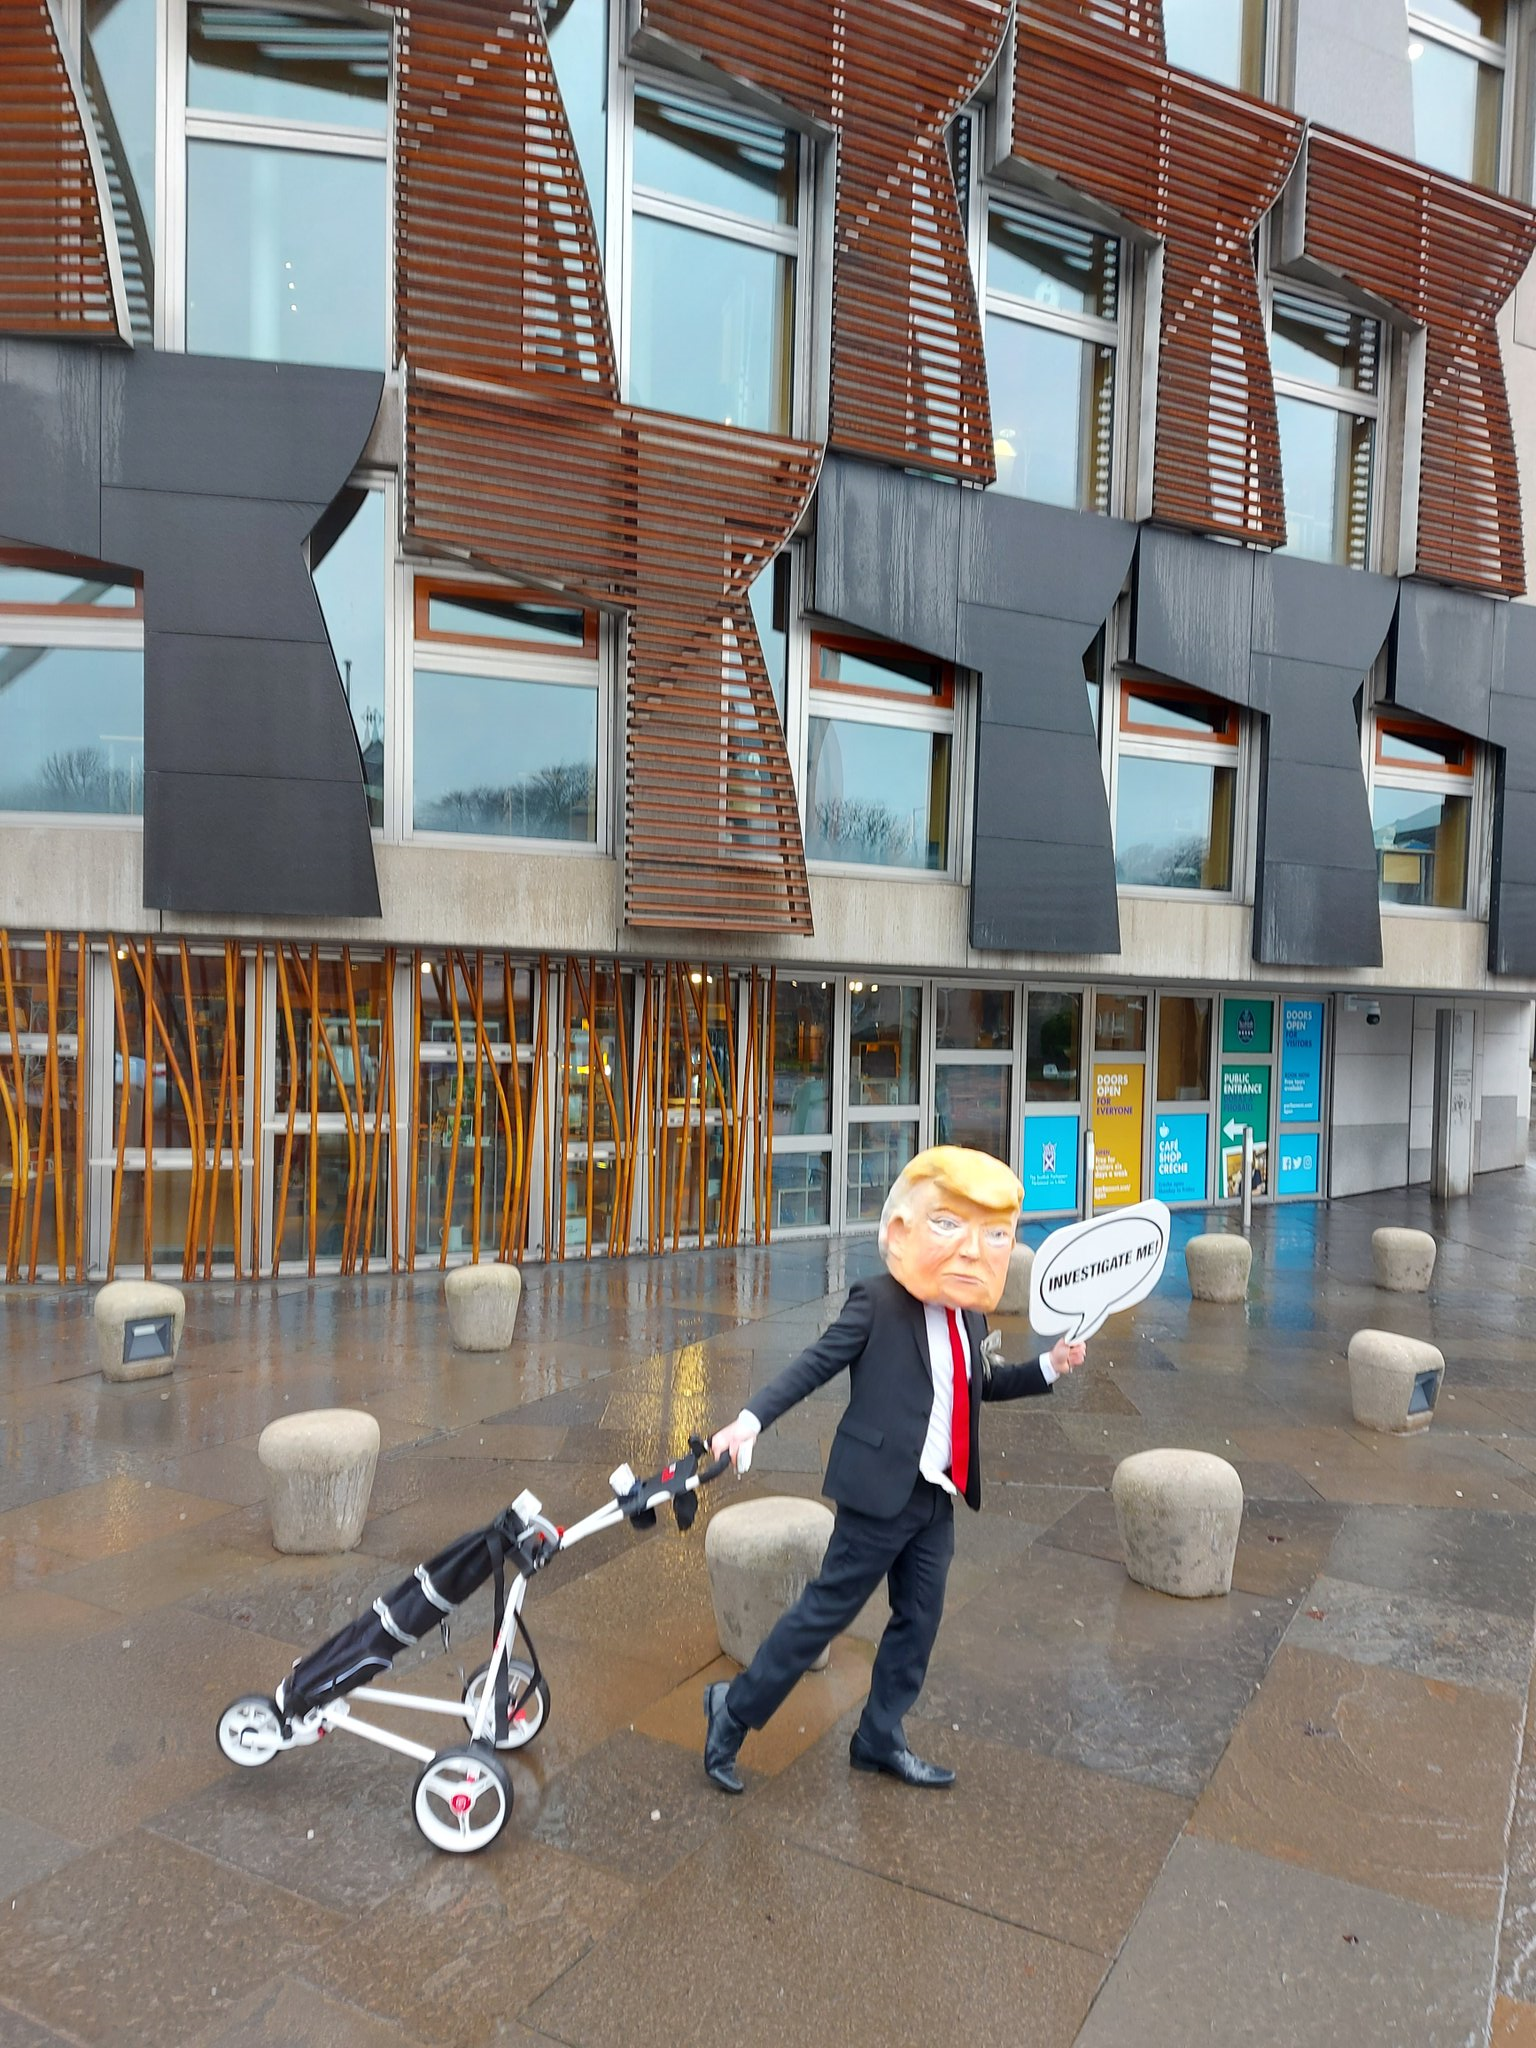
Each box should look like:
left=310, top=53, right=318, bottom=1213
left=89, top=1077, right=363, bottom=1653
left=1092, top=1061, right=1144, bottom=1208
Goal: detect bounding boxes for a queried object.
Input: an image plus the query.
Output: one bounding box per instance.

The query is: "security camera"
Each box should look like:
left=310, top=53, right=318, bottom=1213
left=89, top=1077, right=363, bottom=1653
left=1364, top=1001, right=1381, bottom=1027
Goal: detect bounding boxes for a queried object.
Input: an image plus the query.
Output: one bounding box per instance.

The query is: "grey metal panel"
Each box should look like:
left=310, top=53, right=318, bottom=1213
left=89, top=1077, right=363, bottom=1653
left=970, top=839, right=1120, bottom=956
left=1256, top=860, right=1384, bottom=969
left=142, top=770, right=380, bottom=917
left=1491, top=882, right=1536, bottom=977
left=812, top=454, right=962, bottom=660
left=1290, top=0, right=1414, bottom=157
left=1392, top=581, right=1496, bottom=738
left=1329, top=1122, right=1411, bottom=1196
left=1133, top=534, right=1393, bottom=969
left=812, top=456, right=1133, bottom=956
left=0, top=337, right=103, bottom=559
left=0, top=341, right=383, bottom=920
left=1490, top=785, right=1536, bottom=886
left=1130, top=526, right=1254, bottom=701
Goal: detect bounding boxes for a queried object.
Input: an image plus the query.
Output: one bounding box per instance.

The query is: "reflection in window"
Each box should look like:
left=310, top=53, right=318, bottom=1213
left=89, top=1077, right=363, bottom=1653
left=806, top=720, right=950, bottom=871
left=1164, top=0, right=1268, bottom=93
left=313, top=492, right=386, bottom=828
left=1271, top=291, right=1378, bottom=569
left=1409, top=3, right=1506, bottom=189
left=1027, top=991, right=1082, bottom=1101
left=627, top=86, right=799, bottom=434
left=1115, top=757, right=1237, bottom=890
left=413, top=673, right=599, bottom=841
left=984, top=200, right=1118, bottom=512
left=935, top=987, right=1014, bottom=1051
left=1095, top=991, right=1147, bottom=1053
left=0, top=558, right=137, bottom=610
left=1373, top=787, right=1471, bottom=907
left=846, top=1118, right=917, bottom=1224
left=186, top=142, right=385, bottom=368
left=629, top=216, right=793, bottom=432
left=544, top=0, right=609, bottom=242
left=86, top=0, right=157, bottom=335
left=848, top=984, right=921, bottom=1107
left=0, top=647, right=144, bottom=815
left=773, top=980, right=832, bottom=1135
left=187, top=4, right=388, bottom=125
left=935, top=1065, right=1011, bottom=1157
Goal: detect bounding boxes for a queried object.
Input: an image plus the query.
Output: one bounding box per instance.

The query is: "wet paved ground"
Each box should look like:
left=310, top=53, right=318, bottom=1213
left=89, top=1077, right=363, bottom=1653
left=5, top=1176, right=1536, bottom=2045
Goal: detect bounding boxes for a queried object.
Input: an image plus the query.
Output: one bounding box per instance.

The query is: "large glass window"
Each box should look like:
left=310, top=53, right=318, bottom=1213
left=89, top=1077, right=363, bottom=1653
left=770, top=978, right=832, bottom=1230
left=1270, top=290, right=1379, bottom=569
left=933, top=986, right=1014, bottom=1161
left=313, top=491, right=387, bottom=829
left=1113, top=682, right=1240, bottom=892
left=411, top=577, right=605, bottom=846
left=183, top=4, right=388, bottom=368
left=983, top=198, right=1119, bottom=512
left=1163, top=0, right=1268, bottom=93
left=0, top=551, right=144, bottom=817
left=1408, top=2, right=1507, bottom=189
left=86, top=0, right=158, bottom=336
left=544, top=0, right=609, bottom=242
left=805, top=635, right=955, bottom=872
left=626, top=85, right=799, bottom=433
left=846, top=981, right=921, bottom=1225
left=1370, top=714, right=1477, bottom=910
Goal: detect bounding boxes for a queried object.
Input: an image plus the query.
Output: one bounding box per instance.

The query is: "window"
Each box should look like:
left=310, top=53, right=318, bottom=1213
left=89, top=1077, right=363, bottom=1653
left=805, top=635, right=956, bottom=872
left=411, top=577, right=606, bottom=846
left=846, top=981, right=921, bottom=1225
left=182, top=3, right=389, bottom=367
left=933, top=987, right=1015, bottom=1161
left=1113, top=681, right=1240, bottom=891
left=1408, top=1, right=1508, bottom=189
left=1270, top=290, right=1379, bottom=569
left=86, top=0, right=158, bottom=338
left=625, top=84, right=800, bottom=433
left=543, top=0, right=609, bottom=244
left=770, top=978, right=832, bottom=1230
left=1162, top=0, right=1268, bottom=93
left=982, top=197, right=1119, bottom=512
left=0, top=551, right=144, bottom=817
left=1370, top=713, right=1477, bottom=910
left=312, top=490, right=388, bottom=830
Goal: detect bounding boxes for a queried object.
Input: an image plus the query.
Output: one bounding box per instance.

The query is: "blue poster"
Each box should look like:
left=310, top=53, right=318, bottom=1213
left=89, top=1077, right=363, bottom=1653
left=1277, top=1131, right=1320, bottom=1197
left=1023, top=1114, right=1079, bottom=1213
left=1153, top=1113, right=1208, bottom=1203
left=1280, top=1000, right=1324, bottom=1124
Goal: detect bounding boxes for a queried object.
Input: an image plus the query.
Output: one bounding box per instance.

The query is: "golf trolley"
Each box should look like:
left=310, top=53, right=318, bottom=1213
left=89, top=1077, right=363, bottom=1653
left=216, top=1436, right=729, bottom=1855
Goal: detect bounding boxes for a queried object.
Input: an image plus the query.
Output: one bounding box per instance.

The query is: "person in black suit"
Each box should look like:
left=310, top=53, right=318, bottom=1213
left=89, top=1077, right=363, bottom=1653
left=703, top=1145, right=1085, bottom=1793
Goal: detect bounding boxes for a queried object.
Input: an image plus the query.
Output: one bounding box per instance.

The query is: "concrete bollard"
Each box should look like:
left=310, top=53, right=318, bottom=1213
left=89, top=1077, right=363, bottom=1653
left=705, top=1497, right=836, bottom=1670
left=1184, top=1234, right=1252, bottom=1304
left=1348, top=1329, right=1445, bottom=1434
left=1371, top=1227, right=1437, bottom=1293
left=258, top=1409, right=380, bottom=1555
left=445, top=1262, right=523, bottom=1351
left=1112, top=1448, right=1244, bottom=1598
left=995, top=1242, right=1035, bottom=1317
left=93, top=1280, right=186, bottom=1381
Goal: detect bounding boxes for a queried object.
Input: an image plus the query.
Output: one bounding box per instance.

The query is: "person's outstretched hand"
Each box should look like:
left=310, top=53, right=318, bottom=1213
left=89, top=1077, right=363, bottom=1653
left=710, top=1414, right=762, bottom=1473
left=1049, top=1338, right=1086, bottom=1375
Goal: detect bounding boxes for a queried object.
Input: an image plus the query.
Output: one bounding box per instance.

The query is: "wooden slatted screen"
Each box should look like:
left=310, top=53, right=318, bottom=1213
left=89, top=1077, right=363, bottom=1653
left=1009, top=15, right=1301, bottom=546
left=639, top=0, right=1007, bottom=482
left=394, top=0, right=817, bottom=934
left=0, top=0, right=127, bottom=339
left=1297, top=129, right=1536, bottom=597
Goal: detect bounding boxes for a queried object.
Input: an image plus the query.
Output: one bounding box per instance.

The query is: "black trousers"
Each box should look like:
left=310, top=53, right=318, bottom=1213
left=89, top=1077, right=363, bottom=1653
left=724, top=1475, right=955, bottom=1753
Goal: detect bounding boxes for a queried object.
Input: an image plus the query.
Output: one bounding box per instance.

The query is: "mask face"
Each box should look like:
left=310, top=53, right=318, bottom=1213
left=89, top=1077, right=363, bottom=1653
left=884, top=1180, right=1017, bottom=1312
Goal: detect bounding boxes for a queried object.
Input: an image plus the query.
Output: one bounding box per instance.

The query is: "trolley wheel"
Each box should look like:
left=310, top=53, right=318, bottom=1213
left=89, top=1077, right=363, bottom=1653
left=217, top=1694, right=285, bottom=1768
left=462, top=1658, right=551, bottom=1751
left=412, top=1746, right=511, bottom=1855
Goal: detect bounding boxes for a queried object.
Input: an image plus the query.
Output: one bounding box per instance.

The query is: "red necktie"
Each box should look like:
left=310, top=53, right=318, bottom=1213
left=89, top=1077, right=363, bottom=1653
left=946, top=1309, right=970, bottom=1495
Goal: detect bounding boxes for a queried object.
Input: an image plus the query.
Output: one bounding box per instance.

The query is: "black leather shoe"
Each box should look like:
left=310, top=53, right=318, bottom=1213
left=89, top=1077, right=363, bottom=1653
left=703, top=1681, right=746, bottom=1794
left=849, top=1735, right=956, bottom=1788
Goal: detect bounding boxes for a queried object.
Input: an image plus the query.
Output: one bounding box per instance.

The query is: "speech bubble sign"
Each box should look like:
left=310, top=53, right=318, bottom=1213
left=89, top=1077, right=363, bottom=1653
left=1028, top=1200, right=1172, bottom=1344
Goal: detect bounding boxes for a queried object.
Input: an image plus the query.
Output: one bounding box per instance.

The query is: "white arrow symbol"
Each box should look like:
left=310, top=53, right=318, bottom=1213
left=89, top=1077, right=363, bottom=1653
left=1223, top=1119, right=1247, bottom=1141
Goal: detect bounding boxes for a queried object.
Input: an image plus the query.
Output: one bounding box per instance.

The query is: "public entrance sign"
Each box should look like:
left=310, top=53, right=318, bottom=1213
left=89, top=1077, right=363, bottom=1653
left=1153, top=1112, right=1208, bottom=1203
left=1091, top=1062, right=1144, bottom=1207
left=1219, top=1062, right=1270, bottom=1198
left=1029, top=1200, right=1172, bottom=1343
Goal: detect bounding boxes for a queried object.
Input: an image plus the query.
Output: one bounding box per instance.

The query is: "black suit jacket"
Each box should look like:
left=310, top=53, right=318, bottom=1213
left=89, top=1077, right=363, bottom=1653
left=748, top=1271, right=1051, bottom=1519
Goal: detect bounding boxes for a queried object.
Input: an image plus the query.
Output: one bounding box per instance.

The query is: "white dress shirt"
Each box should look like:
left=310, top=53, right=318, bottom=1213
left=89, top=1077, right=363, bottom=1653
left=918, top=1304, right=1059, bottom=1494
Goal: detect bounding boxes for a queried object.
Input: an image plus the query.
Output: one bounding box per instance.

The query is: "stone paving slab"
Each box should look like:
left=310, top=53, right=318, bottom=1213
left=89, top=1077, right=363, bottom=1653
left=524, top=1828, right=1107, bottom=2048
left=1285, top=1573, right=1534, bottom=1700
left=1075, top=1834, right=1497, bottom=2048
left=1190, top=1643, right=1521, bottom=1922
